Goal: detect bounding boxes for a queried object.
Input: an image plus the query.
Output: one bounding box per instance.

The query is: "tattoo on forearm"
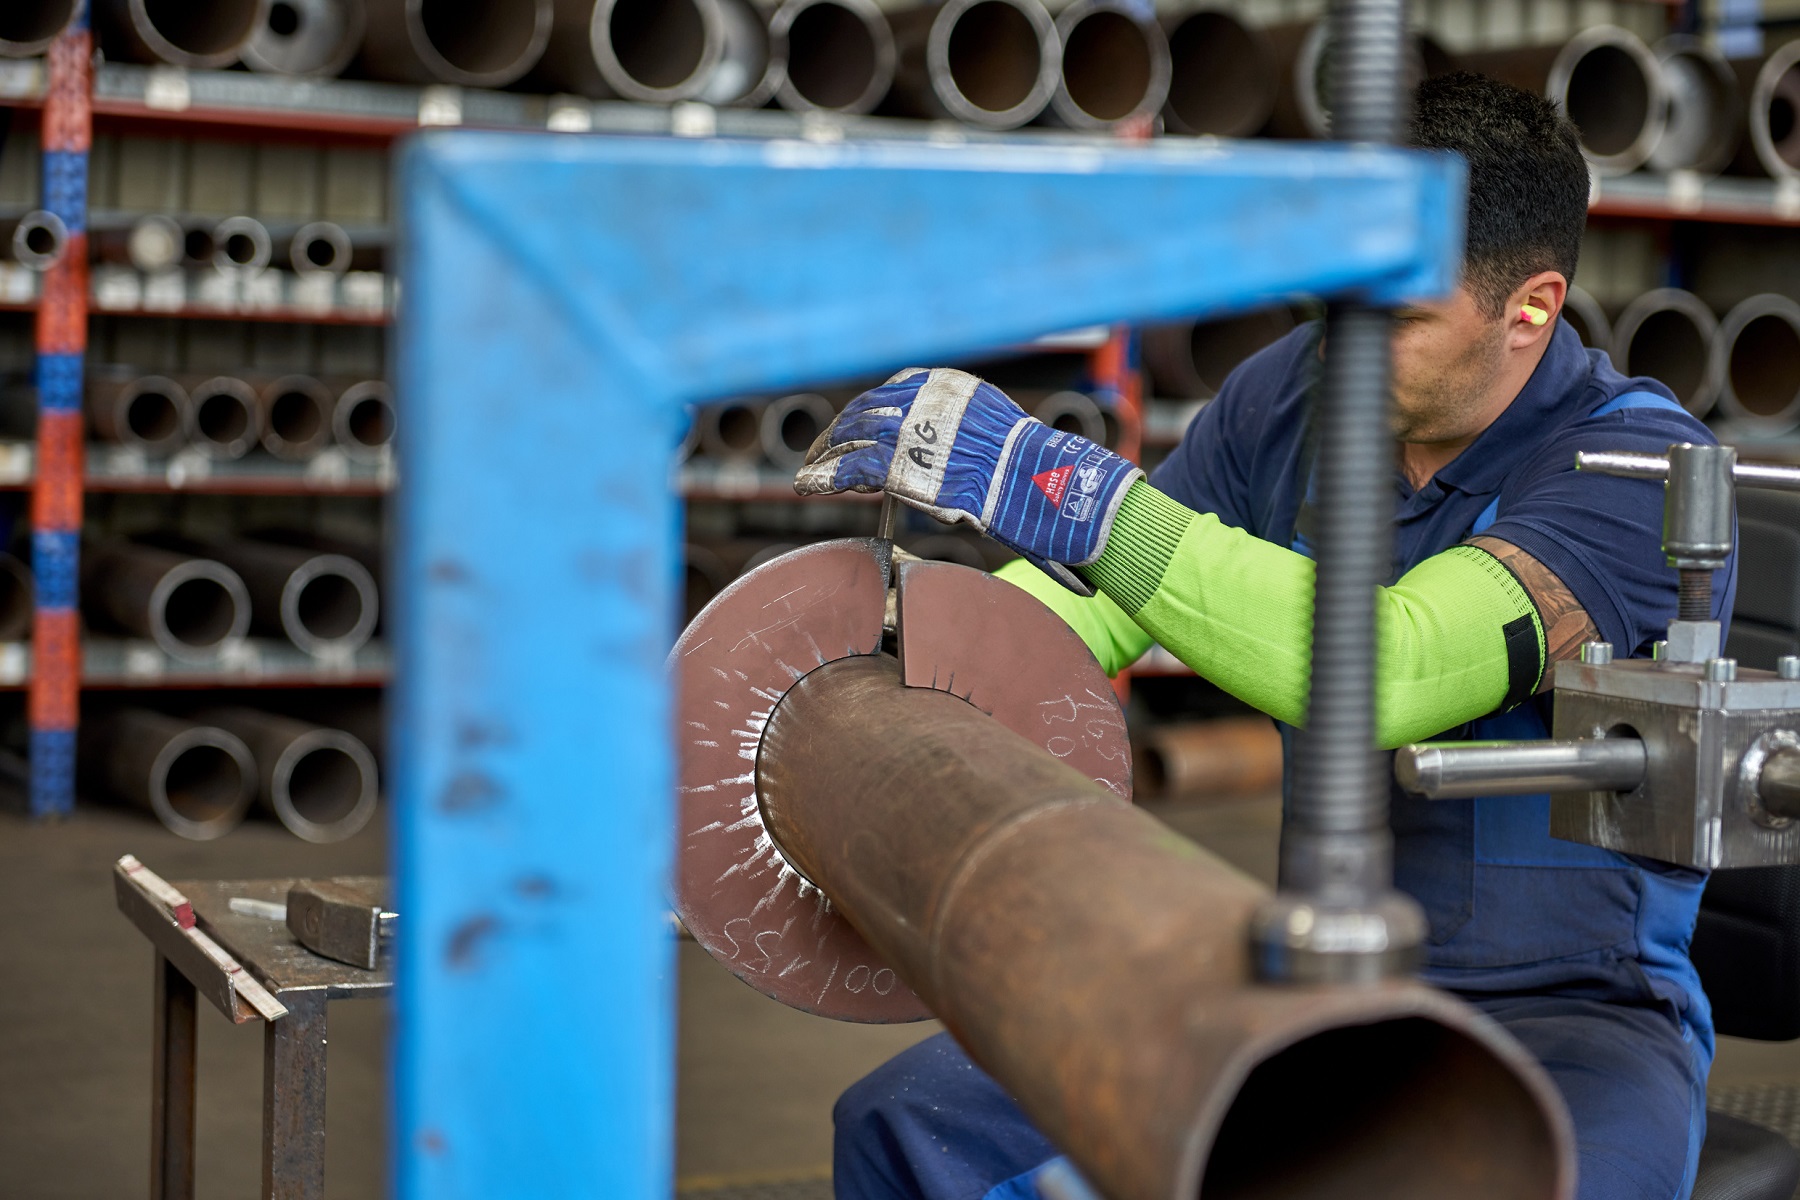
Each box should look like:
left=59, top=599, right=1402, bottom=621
left=1467, top=536, right=1600, bottom=692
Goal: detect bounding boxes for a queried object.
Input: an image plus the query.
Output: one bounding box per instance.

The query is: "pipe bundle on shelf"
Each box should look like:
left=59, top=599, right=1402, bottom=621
left=197, top=536, right=380, bottom=656
left=1143, top=304, right=1295, bottom=400
left=1045, top=0, right=1169, bottom=132
left=185, top=375, right=263, bottom=460
left=84, top=541, right=253, bottom=660
left=1716, top=294, right=1800, bottom=433
left=241, top=0, right=364, bottom=76
left=360, top=0, right=554, bottom=87
left=1460, top=26, right=1666, bottom=176
left=1136, top=716, right=1285, bottom=800
left=2, top=211, right=68, bottom=273
left=0, top=0, right=78, bottom=57
left=88, top=371, right=193, bottom=456
left=204, top=708, right=380, bottom=842
left=1611, top=288, right=1720, bottom=417
left=81, top=709, right=258, bottom=841
left=770, top=0, right=895, bottom=114
left=886, top=0, right=1060, bottom=130
left=94, top=0, right=265, bottom=69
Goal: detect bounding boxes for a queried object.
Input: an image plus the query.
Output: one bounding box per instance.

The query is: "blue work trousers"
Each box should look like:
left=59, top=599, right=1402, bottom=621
left=833, top=995, right=1707, bottom=1200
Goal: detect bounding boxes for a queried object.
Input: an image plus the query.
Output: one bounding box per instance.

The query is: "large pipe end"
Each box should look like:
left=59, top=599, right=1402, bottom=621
left=760, top=392, right=836, bottom=469
left=189, top=376, right=262, bottom=460
left=1560, top=285, right=1611, bottom=350
left=698, top=398, right=768, bottom=462
left=260, top=374, right=335, bottom=460
left=112, top=0, right=267, bottom=68
left=1550, top=26, right=1667, bottom=176
left=929, top=0, right=1060, bottom=130
left=1751, top=40, right=1800, bottom=180
left=592, top=0, right=724, bottom=103
left=241, top=0, right=364, bottom=76
left=1161, top=9, right=1276, bottom=137
left=280, top=553, right=379, bottom=656
left=270, top=728, right=380, bottom=843
left=149, top=559, right=253, bottom=659
left=1612, top=289, right=1720, bottom=418
left=211, top=216, right=272, bottom=276
left=1650, top=35, right=1740, bottom=175
left=149, top=725, right=258, bottom=841
left=92, top=373, right=192, bottom=455
left=0, top=0, right=78, bottom=57
left=773, top=0, right=896, bottom=115
left=1718, top=294, right=1800, bottom=433
left=8, top=210, right=68, bottom=272
left=333, top=380, right=396, bottom=458
left=402, top=0, right=553, bottom=87
left=289, top=220, right=354, bottom=278
left=1049, top=0, right=1169, bottom=131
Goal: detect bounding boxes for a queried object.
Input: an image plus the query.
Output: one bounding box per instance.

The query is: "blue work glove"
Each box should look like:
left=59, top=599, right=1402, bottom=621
left=794, top=368, right=1141, bottom=595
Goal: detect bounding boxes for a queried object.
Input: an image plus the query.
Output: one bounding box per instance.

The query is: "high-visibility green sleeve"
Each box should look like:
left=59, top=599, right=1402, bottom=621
left=1079, top=482, right=1547, bottom=748
left=993, top=558, right=1154, bottom=678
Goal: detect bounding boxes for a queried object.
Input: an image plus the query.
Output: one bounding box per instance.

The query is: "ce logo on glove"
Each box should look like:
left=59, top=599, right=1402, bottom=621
left=794, top=367, right=1142, bottom=595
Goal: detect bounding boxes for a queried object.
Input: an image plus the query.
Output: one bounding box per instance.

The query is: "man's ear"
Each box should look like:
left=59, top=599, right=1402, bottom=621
left=1507, top=272, right=1569, bottom=350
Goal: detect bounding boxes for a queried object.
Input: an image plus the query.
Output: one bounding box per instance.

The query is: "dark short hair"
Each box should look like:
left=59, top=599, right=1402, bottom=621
left=1410, top=71, right=1588, bottom=318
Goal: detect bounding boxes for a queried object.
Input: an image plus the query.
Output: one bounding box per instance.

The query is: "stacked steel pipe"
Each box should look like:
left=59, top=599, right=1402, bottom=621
left=360, top=0, right=553, bottom=87
left=206, top=708, right=380, bottom=842
left=1612, top=289, right=1721, bottom=418
left=1046, top=0, right=1169, bottom=132
left=242, top=0, right=364, bottom=75
left=94, top=0, right=266, bottom=68
left=84, top=368, right=394, bottom=462
left=0, top=1, right=79, bottom=57
left=771, top=0, right=896, bottom=114
left=886, top=0, right=1060, bottom=130
left=84, top=541, right=253, bottom=660
left=1161, top=9, right=1276, bottom=137
left=3, top=212, right=70, bottom=272
left=1144, top=305, right=1296, bottom=400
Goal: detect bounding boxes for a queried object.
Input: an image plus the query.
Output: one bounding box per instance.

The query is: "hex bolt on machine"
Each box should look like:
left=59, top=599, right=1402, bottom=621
left=1397, top=445, right=1800, bottom=870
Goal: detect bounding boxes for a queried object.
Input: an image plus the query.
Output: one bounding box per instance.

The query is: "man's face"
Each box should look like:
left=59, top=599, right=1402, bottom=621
left=1388, top=285, right=1511, bottom=445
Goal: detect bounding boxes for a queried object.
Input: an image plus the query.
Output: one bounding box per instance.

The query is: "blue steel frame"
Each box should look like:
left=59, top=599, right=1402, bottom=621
left=392, top=131, right=1463, bottom=1198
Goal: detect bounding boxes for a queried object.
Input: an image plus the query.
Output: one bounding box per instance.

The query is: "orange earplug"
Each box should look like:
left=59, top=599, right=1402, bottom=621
left=1519, top=304, right=1549, bottom=326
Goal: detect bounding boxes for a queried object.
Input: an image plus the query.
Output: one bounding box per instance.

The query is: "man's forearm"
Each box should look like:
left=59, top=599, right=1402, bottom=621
left=1075, top=482, right=1546, bottom=747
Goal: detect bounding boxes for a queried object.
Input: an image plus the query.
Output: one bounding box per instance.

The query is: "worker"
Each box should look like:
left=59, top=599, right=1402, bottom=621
left=796, top=73, right=1737, bottom=1200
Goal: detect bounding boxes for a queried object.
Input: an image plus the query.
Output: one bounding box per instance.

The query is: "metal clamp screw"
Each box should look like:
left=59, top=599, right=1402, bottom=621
left=1706, top=658, right=1738, bottom=683
left=1580, top=641, right=1614, bottom=665
left=1781, top=655, right=1800, bottom=681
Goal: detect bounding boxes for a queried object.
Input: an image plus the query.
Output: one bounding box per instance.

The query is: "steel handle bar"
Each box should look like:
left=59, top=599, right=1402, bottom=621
left=1395, top=737, right=1648, bottom=798
left=1577, top=450, right=1800, bottom=493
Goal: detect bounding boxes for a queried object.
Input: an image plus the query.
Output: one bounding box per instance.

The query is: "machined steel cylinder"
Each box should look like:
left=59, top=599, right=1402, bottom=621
left=1717, top=294, right=1800, bottom=433
left=204, top=708, right=380, bottom=842
left=1560, top=285, right=1611, bottom=351
left=696, top=397, right=768, bottom=463
left=1460, top=26, right=1667, bottom=176
left=1143, top=304, right=1295, bottom=400
left=0, top=0, right=78, bottom=57
left=258, top=374, right=337, bottom=460
left=333, top=379, right=396, bottom=458
left=82, top=709, right=258, bottom=841
left=360, top=0, right=553, bottom=87
left=754, top=653, right=1574, bottom=1200
left=85, top=542, right=253, bottom=659
left=95, top=0, right=268, bottom=68
left=1160, top=9, right=1276, bottom=137
left=1045, top=0, right=1169, bottom=131
left=771, top=0, right=895, bottom=114
left=886, top=0, right=1061, bottom=131
left=1396, top=737, right=1649, bottom=799
left=2, top=210, right=67, bottom=272
left=211, top=216, right=273, bottom=276
left=759, top=392, right=835, bottom=470
left=242, top=0, right=365, bottom=75
left=1612, top=289, right=1721, bottom=418
left=88, top=371, right=193, bottom=456
left=1137, top=716, right=1285, bottom=799
left=92, top=215, right=184, bottom=273
left=184, top=376, right=263, bottom=460
left=1746, top=40, right=1800, bottom=180
left=198, top=537, right=380, bottom=656
left=0, top=553, right=33, bottom=642
left=1650, top=35, right=1741, bottom=176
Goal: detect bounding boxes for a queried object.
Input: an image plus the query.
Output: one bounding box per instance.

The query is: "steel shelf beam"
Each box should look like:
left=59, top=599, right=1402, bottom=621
left=392, top=130, right=1462, bottom=1199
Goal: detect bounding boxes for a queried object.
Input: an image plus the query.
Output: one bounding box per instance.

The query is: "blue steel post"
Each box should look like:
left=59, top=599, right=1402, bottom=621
left=392, top=133, right=1462, bottom=1198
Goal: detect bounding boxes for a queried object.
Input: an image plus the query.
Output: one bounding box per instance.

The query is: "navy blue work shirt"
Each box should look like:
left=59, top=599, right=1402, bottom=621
left=1149, top=318, right=1739, bottom=1068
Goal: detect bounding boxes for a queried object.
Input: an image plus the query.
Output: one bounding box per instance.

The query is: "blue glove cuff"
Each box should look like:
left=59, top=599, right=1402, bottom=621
left=986, top=422, right=1142, bottom=570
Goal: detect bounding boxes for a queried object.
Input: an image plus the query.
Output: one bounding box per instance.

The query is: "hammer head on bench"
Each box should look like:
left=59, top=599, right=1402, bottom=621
left=287, top=877, right=391, bottom=969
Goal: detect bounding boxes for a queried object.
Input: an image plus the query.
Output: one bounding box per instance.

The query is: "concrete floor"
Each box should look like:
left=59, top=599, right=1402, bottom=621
left=8, top=789, right=1800, bottom=1198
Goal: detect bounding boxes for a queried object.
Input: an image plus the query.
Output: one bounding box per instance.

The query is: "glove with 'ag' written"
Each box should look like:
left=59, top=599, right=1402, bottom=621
left=793, top=368, right=1142, bottom=594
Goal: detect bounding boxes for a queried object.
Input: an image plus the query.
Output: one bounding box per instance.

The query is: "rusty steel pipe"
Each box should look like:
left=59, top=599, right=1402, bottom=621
left=243, top=0, right=363, bottom=74
left=1651, top=35, right=1741, bottom=176
left=1137, top=716, right=1285, bottom=800
left=2, top=210, right=67, bottom=272
left=759, top=392, right=835, bottom=470
left=1161, top=9, right=1275, bottom=137
left=95, top=0, right=268, bottom=68
left=771, top=0, right=895, bottom=114
left=0, top=0, right=77, bottom=56
left=195, top=537, right=379, bottom=656
left=1717, top=294, right=1800, bottom=434
left=755, top=653, right=1573, bottom=1200
left=88, top=371, right=192, bottom=456
left=258, top=374, right=336, bottom=460
left=184, top=376, right=263, bottom=460
left=1742, top=41, right=1800, bottom=181
left=1460, top=26, right=1667, bottom=176
left=85, top=542, right=253, bottom=659
left=1143, top=304, right=1296, bottom=400
left=82, top=710, right=257, bottom=841
left=360, top=0, right=552, bottom=86
left=1612, top=288, right=1720, bottom=418
left=886, top=0, right=1060, bottom=130
left=203, top=708, right=379, bottom=842
left=1560, top=285, right=1611, bottom=351
left=333, top=379, right=395, bottom=458
left=1045, top=0, right=1169, bottom=131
